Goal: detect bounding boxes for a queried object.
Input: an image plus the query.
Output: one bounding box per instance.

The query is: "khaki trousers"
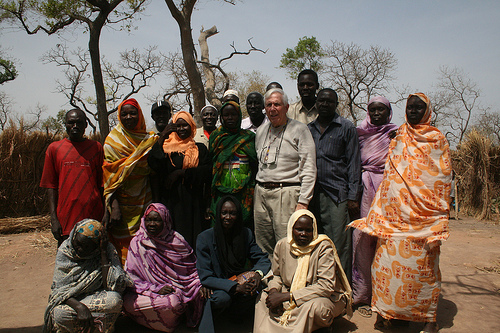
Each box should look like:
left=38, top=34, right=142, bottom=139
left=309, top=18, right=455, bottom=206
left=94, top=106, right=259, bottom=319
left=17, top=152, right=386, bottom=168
left=254, top=184, right=300, bottom=256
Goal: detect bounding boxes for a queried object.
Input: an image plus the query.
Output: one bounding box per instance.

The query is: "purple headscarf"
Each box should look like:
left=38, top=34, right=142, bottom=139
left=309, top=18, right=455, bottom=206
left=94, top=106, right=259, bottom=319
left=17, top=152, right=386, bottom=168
left=125, top=203, right=203, bottom=326
left=356, top=96, right=399, bottom=217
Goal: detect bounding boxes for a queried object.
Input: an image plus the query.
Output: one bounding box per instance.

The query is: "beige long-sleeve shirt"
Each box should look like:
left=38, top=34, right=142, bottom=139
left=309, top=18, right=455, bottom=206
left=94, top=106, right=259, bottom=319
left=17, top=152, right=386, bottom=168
left=255, top=119, right=316, bottom=205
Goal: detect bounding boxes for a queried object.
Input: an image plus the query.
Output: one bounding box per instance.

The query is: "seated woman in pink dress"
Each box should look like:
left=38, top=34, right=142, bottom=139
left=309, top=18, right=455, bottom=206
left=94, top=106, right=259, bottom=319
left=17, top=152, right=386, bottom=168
left=123, top=203, right=204, bottom=332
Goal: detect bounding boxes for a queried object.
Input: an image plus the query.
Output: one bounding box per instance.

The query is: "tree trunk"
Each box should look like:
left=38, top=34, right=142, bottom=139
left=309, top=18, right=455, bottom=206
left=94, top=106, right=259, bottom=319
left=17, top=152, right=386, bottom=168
left=88, top=16, right=109, bottom=141
left=199, top=26, right=219, bottom=107
left=179, top=24, right=205, bottom=127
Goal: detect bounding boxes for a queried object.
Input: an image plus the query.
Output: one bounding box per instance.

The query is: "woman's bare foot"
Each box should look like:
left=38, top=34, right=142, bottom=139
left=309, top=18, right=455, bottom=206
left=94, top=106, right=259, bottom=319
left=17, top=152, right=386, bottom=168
left=421, top=322, right=439, bottom=333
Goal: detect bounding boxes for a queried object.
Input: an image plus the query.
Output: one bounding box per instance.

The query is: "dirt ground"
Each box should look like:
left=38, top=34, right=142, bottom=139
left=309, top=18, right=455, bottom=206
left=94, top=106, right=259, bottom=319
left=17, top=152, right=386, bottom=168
left=0, top=216, right=499, bottom=333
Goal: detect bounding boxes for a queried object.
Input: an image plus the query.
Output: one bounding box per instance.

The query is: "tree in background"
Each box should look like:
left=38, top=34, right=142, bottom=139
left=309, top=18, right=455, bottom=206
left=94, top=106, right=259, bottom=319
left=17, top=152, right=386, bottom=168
left=0, top=54, right=17, bottom=84
left=279, top=36, right=323, bottom=80
left=41, top=44, right=167, bottom=133
left=280, top=38, right=397, bottom=124
left=322, top=41, right=397, bottom=124
left=433, top=66, right=481, bottom=145
left=0, top=0, right=147, bottom=138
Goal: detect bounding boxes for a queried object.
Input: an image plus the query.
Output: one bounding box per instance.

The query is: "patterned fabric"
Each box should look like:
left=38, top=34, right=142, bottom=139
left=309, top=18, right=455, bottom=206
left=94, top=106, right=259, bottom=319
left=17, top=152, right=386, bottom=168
left=162, top=111, right=199, bottom=169
left=209, top=102, right=257, bottom=225
left=103, top=98, right=157, bottom=263
left=43, top=219, right=132, bottom=333
left=124, top=203, right=203, bottom=331
left=40, top=138, right=104, bottom=236
left=76, top=219, right=103, bottom=239
left=350, top=93, right=452, bottom=322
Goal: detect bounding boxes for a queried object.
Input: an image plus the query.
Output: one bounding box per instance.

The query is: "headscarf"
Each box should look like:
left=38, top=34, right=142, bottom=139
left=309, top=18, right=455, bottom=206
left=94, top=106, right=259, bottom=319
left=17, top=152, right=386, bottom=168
left=43, top=219, right=132, bottom=333
left=209, top=102, right=257, bottom=193
left=125, top=203, right=203, bottom=326
left=350, top=93, right=452, bottom=244
left=102, top=98, right=157, bottom=205
left=162, top=111, right=199, bottom=169
left=213, top=195, right=247, bottom=277
left=200, top=104, right=218, bottom=117
left=356, top=96, right=399, bottom=199
left=279, top=210, right=352, bottom=326
left=75, top=219, right=103, bottom=240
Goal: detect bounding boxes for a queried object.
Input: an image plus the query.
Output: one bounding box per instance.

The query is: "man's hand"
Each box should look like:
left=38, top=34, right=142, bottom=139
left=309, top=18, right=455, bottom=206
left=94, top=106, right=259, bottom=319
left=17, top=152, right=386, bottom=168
left=200, top=286, right=213, bottom=299
left=265, top=288, right=290, bottom=310
left=295, top=202, right=308, bottom=211
left=50, top=217, right=63, bottom=243
left=347, top=200, right=360, bottom=220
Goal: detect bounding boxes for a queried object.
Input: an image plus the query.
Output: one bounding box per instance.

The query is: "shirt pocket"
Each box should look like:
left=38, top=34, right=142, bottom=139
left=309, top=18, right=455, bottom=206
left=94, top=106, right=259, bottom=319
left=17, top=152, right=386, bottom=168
left=321, top=137, right=345, bottom=159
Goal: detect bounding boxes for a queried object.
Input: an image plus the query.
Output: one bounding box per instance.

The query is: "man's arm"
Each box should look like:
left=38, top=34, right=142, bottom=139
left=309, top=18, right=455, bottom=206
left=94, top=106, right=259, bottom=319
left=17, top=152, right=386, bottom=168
left=345, top=124, right=361, bottom=218
left=47, top=188, right=63, bottom=243
left=296, top=124, right=317, bottom=209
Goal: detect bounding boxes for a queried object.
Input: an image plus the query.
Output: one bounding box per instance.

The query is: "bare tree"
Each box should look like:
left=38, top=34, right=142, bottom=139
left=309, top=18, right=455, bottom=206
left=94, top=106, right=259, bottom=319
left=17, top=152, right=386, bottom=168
left=322, top=41, right=397, bottom=124
left=0, top=91, right=13, bottom=130
left=42, top=44, right=167, bottom=133
left=158, top=24, right=266, bottom=120
left=435, top=66, right=480, bottom=145
left=472, top=110, right=500, bottom=145
left=1, top=0, right=147, bottom=138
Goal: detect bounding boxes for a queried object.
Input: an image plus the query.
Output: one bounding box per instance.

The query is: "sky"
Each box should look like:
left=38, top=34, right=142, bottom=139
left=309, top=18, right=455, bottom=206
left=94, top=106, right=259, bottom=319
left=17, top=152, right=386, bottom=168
left=1, top=0, right=500, bottom=128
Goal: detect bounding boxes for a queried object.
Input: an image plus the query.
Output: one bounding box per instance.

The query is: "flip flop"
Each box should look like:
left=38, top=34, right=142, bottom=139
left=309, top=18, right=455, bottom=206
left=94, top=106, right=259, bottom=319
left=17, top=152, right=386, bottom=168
left=357, top=304, right=372, bottom=318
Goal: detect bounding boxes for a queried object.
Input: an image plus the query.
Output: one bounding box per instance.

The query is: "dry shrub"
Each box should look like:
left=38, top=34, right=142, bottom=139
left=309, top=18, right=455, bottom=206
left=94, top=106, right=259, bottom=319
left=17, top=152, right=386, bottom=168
left=0, top=124, right=61, bottom=217
left=452, top=130, right=500, bottom=220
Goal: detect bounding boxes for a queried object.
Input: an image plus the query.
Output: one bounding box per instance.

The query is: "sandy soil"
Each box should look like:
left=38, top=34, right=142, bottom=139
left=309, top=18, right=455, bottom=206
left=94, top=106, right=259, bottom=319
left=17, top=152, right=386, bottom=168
left=0, top=217, right=499, bottom=333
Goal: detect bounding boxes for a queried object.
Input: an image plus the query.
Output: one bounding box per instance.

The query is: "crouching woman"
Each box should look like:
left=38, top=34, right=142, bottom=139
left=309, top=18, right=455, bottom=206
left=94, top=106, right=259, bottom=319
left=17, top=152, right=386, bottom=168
left=254, top=210, right=352, bottom=332
left=43, top=219, right=132, bottom=333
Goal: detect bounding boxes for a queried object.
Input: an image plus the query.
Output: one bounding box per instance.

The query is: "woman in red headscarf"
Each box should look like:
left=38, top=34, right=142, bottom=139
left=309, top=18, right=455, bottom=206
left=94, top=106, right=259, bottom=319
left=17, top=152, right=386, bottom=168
left=148, top=111, right=211, bottom=248
left=103, top=98, right=157, bottom=264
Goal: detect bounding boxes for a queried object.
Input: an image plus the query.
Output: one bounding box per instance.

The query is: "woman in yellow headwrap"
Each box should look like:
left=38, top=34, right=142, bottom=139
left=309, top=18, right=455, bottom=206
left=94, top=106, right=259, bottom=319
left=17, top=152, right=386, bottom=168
left=254, top=209, right=352, bottom=332
left=103, top=98, right=157, bottom=264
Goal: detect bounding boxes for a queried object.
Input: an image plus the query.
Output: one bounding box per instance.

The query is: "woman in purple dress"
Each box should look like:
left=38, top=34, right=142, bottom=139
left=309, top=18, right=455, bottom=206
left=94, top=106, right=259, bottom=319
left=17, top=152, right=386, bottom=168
left=352, top=96, right=398, bottom=317
left=123, top=203, right=204, bottom=332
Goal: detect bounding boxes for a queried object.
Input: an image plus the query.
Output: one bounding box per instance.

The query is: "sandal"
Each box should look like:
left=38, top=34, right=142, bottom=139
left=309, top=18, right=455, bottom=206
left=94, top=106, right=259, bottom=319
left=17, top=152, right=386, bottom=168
left=357, top=304, right=372, bottom=318
left=374, top=316, right=391, bottom=331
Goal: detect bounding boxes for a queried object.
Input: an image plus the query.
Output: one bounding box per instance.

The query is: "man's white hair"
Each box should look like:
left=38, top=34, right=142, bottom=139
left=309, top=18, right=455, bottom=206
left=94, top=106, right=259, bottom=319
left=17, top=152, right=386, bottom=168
left=264, top=88, right=289, bottom=106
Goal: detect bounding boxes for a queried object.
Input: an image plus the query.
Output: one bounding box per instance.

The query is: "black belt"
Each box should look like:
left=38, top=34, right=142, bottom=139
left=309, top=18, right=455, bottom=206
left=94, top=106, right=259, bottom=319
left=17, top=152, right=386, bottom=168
left=257, top=181, right=301, bottom=189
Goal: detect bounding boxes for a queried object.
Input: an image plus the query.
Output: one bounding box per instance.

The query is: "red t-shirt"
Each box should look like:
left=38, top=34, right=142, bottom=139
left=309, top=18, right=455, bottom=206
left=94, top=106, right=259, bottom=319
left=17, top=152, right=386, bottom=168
left=40, top=138, right=104, bottom=235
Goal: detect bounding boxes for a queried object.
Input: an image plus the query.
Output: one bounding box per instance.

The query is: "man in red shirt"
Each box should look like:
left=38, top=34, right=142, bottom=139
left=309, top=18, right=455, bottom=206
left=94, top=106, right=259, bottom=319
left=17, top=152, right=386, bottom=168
left=40, top=109, right=104, bottom=246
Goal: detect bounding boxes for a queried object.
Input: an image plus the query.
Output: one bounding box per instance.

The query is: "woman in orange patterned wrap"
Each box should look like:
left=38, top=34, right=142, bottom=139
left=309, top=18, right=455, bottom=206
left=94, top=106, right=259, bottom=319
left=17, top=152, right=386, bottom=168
left=350, top=93, right=451, bottom=333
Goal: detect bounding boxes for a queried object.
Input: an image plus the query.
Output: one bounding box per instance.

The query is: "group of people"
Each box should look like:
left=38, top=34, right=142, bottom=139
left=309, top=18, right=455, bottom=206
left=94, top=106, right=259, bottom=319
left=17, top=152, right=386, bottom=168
left=40, top=68, right=451, bottom=333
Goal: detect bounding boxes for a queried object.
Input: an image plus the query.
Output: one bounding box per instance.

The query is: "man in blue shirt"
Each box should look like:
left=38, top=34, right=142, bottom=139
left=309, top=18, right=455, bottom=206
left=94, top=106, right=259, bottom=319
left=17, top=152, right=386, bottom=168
left=308, top=88, right=361, bottom=282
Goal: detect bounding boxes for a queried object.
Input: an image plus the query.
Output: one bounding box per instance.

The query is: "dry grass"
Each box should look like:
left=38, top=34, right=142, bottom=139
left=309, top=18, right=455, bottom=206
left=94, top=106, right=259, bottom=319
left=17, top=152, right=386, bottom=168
left=452, top=130, right=500, bottom=220
left=0, top=215, right=50, bottom=234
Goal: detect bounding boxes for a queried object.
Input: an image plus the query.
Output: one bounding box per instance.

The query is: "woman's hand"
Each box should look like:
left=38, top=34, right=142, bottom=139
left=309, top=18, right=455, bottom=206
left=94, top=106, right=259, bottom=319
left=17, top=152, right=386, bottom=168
left=109, top=198, right=122, bottom=229
left=165, top=169, right=185, bottom=189
left=158, top=285, right=175, bottom=295
left=66, top=298, right=93, bottom=332
left=265, top=289, right=290, bottom=310
left=388, top=129, right=398, bottom=139
left=247, top=274, right=262, bottom=295
left=200, top=286, right=213, bottom=299
left=159, top=123, right=177, bottom=144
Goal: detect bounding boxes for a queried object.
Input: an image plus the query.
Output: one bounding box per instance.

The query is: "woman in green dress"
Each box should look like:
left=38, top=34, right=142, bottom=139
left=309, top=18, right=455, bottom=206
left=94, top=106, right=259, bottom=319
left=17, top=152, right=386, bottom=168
left=209, top=101, right=257, bottom=229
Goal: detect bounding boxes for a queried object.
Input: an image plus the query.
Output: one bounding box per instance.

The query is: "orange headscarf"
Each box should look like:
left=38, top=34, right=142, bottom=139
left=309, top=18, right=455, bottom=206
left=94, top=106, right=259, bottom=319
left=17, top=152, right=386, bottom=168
left=162, top=111, right=199, bottom=169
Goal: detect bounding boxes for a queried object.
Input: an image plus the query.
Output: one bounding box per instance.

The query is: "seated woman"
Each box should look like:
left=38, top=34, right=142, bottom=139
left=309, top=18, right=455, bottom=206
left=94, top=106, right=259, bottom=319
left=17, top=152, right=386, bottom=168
left=196, top=195, right=271, bottom=333
left=148, top=111, right=211, bottom=247
left=43, top=219, right=132, bottom=333
left=210, top=101, right=257, bottom=228
left=123, top=203, right=204, bottom=332
left=103, top=98, right=157, bottom=264
left=254, top=210, right=352, bottom=333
